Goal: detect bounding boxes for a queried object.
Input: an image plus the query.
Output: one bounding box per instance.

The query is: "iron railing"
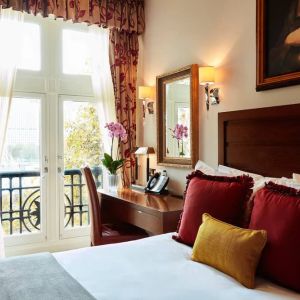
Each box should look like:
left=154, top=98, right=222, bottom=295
left=0, top=167, right=102, bottom=235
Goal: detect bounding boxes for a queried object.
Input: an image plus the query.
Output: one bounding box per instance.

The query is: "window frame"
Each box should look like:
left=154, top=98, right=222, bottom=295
left=3, top=92, right=48, bottom=247
left=58, top=95, right=97, bottom=240
left=15, top=14, right=45, bottom=78
left=4, top=15, right=97, bottom=253
left=61, top=25, right=92, bottom=76
left=18, top=21, right=42, bottom=72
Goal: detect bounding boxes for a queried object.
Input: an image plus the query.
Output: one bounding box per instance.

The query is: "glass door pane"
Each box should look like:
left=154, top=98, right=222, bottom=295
left=0, top=98, right=45, bottom=237
left=60, top=99, right=102, bottom=234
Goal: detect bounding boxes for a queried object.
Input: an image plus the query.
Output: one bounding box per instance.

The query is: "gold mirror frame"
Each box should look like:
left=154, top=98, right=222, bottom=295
left=156, top=64, right=199, bottom=168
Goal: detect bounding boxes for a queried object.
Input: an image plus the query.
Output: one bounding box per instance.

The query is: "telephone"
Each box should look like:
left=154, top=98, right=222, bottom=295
left=145, top=170, right=169, bottom=194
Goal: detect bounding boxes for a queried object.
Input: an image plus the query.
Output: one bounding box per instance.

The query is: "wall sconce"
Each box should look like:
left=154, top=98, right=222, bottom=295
left=199, top=66, right=220, bottom=111
left=138, top=86, right=155, bottom=118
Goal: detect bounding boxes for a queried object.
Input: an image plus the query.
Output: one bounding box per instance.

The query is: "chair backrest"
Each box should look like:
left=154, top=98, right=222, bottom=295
left=82, top=166, right=102, bottom=245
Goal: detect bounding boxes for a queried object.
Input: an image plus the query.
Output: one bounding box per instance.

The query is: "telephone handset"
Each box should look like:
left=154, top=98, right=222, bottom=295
left=145, top=170, right=169, bottom=194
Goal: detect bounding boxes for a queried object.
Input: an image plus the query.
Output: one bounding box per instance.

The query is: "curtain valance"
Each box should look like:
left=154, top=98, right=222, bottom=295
left=0, top=0, right=145, bottom=33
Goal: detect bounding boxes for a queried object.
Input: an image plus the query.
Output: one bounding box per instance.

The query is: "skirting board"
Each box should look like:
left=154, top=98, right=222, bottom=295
left=4, top=235, right=90, bottom=257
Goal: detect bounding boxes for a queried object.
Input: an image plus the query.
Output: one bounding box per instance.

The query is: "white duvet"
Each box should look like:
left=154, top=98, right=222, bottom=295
left=54, top=233, right=300, bottom=300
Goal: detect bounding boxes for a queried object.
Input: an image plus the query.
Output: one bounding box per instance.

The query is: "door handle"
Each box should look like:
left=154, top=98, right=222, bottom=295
left=42, top=167, right=48, bottom=179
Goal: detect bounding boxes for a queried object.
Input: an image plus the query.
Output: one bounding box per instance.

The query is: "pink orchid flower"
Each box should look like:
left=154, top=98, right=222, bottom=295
left=105, top=122, right=127, bottom=141
left=170, top=124, right=188, bottom=141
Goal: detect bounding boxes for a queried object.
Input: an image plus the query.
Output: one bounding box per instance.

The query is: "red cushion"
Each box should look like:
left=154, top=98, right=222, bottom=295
left=173, top=170, right=253, bottom=246
left=249, top=182, right=300, bottom=292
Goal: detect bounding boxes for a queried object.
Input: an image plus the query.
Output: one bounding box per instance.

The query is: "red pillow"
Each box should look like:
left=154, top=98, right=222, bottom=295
left=249, top=182, right=300, bottom=292
left=173, top=170, right=253, bottom=246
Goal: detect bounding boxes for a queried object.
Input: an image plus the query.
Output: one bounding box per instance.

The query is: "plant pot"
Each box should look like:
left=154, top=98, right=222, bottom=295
left=108, top=174, right=120, bottom=192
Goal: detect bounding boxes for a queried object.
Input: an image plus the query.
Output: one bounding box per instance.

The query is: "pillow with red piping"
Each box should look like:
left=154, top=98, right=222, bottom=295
left=173, top=170, right=254, bottom=246
left=217, top=165, right=264, bottom=182
left=194, top=160, right=217, bottom=175
left=249, top=182, right=300, bottom=292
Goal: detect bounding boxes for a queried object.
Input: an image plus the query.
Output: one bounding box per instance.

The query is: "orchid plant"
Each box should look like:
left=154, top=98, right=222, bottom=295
left=170, top=124, right=188, bottom=157
left=101, top=122, right=127, bottom=175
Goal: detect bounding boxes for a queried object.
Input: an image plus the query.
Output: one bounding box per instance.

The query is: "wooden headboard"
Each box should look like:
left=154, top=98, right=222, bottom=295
left=218, top=104, right=300, bottom=178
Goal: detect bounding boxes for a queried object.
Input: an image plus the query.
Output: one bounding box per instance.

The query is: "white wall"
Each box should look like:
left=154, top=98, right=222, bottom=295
left=138, top=0, right=300, bottom=195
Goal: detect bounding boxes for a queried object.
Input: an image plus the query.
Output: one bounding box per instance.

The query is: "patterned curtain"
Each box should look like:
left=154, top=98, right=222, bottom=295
left=0, top=0, right=145, bottom=33
left=109, top=28, right=138, bottom=187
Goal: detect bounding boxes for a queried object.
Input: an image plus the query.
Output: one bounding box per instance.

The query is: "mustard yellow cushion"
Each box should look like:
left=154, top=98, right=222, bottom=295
left=191, top=213, right=267, bottom=289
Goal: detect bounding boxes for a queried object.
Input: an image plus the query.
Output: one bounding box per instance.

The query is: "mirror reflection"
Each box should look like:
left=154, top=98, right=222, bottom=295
left=165, top=77, right=191, bottom=158
left=156, top=64, right=198, bottom=168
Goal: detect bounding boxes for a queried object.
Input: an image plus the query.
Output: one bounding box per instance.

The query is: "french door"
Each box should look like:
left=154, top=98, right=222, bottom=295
left=58, top=96, right=102, bottom=239
left=0, top=94, right=48, bottom=246
left=0, top=93, right=103, bottom=247
left=0, top=14, right=103, bottom=253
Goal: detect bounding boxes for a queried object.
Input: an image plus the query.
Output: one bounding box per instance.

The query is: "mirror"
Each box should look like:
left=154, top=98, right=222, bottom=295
left=156, top=65, right=199, bottom=168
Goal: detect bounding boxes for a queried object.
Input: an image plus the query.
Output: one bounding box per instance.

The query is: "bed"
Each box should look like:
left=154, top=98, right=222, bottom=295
left=2, top=103, right=300, bottom=299
left=54, top=233, right=300, bottom=300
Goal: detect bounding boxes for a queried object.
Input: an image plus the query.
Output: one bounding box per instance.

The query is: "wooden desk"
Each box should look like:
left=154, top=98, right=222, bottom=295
left=97, top=188, right=183, bottom=235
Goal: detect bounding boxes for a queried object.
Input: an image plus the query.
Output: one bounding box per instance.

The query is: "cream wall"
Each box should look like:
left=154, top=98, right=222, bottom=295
left=138, top=0, right=300, bottom=195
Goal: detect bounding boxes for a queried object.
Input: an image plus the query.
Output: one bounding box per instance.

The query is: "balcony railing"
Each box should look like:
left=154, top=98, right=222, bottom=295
left=0, top=167, right=102, bottom=235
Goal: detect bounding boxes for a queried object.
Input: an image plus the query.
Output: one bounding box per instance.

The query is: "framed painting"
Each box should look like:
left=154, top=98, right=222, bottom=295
left=257, top=0, right=300, bottom=91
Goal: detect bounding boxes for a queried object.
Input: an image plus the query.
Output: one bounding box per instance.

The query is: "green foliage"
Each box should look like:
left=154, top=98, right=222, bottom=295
left=63, top=103, right=102, bottom=228
left=64, top=104, right=102, bottom=169
left=101, top=153, right=124, bottom=175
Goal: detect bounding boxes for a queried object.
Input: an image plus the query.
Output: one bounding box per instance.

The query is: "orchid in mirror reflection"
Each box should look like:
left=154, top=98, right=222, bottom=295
left=170, top=124, right=188, bottom=157
left=101, top=122, right=127, bottom=175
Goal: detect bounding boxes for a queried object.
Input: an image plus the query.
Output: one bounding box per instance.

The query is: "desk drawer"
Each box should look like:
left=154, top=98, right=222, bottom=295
left=103, top=200, right=162, bottom=234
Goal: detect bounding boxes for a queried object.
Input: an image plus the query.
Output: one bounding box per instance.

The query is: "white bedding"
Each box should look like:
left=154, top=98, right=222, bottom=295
left=54, top=234, right=300, bottom=300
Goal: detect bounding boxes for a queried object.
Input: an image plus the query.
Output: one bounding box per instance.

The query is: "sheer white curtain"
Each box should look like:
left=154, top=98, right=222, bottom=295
left=88, top=26, right=116, bottom=188
left=0, top=7, right=24, bottom=158
left=0, top=7, right=24, bottom=257
left=88, top=26, right=116, bottom=133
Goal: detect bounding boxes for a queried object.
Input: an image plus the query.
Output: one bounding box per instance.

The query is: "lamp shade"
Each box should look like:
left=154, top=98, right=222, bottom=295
left=135, top=147, right=155, bottom=155
left=138, top=86, right=154, bottom=99
left=199, top=66, right=215, bottom=85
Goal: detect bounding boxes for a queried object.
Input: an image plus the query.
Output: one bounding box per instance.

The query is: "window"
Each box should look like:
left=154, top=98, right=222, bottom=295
left=1, top=98, right=42, bottom=236
left=1, top=98, right=41, bottom=171
left=0, top=17, right=40, bottom=71
left=62, top=29, right=92, bottom=75
left=0, top=15, right=103, bottom=251
left=63, top=100, right=102, bottom=229
left=19, top=22, right=41, bottom=71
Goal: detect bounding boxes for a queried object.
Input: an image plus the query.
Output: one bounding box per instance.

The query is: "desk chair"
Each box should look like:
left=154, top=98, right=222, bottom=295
left=82, top=166, right=148, bottom=246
